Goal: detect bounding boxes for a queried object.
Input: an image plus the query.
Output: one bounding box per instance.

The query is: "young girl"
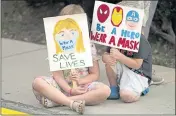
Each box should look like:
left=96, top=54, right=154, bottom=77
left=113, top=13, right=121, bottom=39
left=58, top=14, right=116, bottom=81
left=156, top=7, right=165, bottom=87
left=32, top=4, right=110, bottom=114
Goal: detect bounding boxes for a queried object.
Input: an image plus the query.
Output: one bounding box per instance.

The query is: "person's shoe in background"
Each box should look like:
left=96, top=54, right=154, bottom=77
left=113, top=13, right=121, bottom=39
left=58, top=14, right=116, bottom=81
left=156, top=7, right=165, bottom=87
left=150, top=69, right=164, bottom=85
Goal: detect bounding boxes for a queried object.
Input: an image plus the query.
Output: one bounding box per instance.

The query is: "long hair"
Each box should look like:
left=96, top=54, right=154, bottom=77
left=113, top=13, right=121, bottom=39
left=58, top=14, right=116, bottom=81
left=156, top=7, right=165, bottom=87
left=53, top=18, right=85, bottom=54
left=53, top=4, right=86, bottom=54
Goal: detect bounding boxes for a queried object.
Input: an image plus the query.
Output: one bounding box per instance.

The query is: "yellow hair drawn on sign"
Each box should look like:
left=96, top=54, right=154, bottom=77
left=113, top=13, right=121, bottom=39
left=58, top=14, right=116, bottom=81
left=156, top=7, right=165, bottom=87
left=53, top=18, right=85, bottom=54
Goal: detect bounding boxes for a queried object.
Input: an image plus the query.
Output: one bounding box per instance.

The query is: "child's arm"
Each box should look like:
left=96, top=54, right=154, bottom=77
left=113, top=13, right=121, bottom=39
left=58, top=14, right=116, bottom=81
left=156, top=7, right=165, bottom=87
left=118, top=53, right=143, bottom=69
left=110, top=35, right=151, bottom=69
left=78, top=61, right=100, bottom=85
left=105, top=50, right=142, bottom=69
left=52, top=71, right=71, bottom=93
left=110, top=48, right=143, bottom=69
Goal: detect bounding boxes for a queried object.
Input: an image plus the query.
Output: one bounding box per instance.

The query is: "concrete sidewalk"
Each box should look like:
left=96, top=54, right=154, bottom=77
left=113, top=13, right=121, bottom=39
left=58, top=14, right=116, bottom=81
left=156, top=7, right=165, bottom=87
left=1, top=38, right=175, bottom=114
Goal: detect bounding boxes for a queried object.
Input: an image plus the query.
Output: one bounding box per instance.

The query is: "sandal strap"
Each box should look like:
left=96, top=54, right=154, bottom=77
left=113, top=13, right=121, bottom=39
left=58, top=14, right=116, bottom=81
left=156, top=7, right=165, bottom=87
left=70, top=100, right=85, bottom=114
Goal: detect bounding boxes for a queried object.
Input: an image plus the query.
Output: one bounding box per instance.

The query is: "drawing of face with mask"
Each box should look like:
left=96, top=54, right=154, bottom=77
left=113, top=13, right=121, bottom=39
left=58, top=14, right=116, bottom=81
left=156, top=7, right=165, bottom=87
left=53, top=18, right=85, bottom=54
left=125, top=10, right=140, bottom=30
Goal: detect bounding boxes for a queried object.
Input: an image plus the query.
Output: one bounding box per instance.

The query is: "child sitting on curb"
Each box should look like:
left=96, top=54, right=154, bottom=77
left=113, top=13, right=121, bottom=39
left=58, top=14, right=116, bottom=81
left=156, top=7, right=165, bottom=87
left=32, top=4, right=110, bottom=114
left=103, top=1, right=152, bottom=102
left=103, top=34, right=152, bottom=102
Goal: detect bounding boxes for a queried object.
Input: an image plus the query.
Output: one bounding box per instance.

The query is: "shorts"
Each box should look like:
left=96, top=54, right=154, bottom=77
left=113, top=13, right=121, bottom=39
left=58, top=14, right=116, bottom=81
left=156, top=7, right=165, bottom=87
left=116, top=62, right=149, bottom=96
left=33, top=76, right=100, bottom=108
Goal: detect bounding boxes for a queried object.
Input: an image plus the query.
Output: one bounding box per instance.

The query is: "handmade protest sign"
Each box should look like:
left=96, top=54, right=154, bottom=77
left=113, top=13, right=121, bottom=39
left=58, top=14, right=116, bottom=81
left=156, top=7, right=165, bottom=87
left=91, top=1, right=144, bottom=52
left=43, top=13, right=93, bottom=72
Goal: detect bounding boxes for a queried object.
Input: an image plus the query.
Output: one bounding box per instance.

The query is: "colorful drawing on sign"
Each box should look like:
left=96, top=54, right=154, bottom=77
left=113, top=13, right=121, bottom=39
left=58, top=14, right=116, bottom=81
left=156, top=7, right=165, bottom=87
left=97, top=4, right=110, bottom=23
left=91, top=1, right=144, bottom=53
left=43, top=13, right=93, bottom=71
left=53, top=18, right=85, bottom=54
left=111, top=6, right=123, bottom=27
left=125, top=10, right=140, bottom=30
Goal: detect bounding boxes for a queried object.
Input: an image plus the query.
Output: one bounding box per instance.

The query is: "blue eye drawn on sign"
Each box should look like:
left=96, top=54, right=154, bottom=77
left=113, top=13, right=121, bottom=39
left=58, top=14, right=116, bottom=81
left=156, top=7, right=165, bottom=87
left=126, top=10, right=139, bottom=23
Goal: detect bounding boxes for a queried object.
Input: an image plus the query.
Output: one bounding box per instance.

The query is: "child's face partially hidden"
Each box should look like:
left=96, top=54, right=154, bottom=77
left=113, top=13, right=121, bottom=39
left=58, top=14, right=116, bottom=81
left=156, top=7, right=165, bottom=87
left=55, top=28, right=79, bottom=52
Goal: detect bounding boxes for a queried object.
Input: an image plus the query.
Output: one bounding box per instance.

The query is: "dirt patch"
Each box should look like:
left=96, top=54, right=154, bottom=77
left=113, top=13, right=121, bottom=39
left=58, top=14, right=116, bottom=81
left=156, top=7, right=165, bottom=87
left=2, top=1, right=175, bottom=68
left=149, top=35, right=175, bottom=68
left=2, top=1, right=65, bottom=44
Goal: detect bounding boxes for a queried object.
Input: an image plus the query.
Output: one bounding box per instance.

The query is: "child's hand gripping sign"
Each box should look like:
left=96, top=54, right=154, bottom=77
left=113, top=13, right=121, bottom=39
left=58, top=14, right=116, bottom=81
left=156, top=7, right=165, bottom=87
left=43, top=14, right=93, bottom=88
left=91, top=1, right=144, bottom=73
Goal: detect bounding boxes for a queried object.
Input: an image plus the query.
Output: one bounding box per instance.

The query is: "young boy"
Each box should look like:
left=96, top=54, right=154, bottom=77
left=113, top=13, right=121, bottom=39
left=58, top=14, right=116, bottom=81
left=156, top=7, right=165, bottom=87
left=102, top=34, right=152, bottom=103
left=102, top=2, right=152, bottom=103
left=117, top=0, right=164, bottom=85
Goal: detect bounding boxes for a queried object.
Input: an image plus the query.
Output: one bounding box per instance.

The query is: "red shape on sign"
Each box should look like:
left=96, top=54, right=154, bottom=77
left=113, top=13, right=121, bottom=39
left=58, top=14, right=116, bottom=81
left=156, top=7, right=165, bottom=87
left=97, top=4, right=110, bottom=23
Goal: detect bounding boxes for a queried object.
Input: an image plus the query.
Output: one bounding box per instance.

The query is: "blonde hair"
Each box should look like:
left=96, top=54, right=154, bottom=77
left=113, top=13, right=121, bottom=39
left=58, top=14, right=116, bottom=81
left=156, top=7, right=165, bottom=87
left=59, top=4, right=85, bottom=16
left=53, top=4, right=85, bottom=54
left=60, top=4, right=91, bottom=31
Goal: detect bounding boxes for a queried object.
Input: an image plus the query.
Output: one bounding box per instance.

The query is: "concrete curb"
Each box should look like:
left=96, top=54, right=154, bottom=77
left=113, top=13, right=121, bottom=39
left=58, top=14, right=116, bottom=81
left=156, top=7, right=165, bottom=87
left=1, top=99, right=67, bottom=115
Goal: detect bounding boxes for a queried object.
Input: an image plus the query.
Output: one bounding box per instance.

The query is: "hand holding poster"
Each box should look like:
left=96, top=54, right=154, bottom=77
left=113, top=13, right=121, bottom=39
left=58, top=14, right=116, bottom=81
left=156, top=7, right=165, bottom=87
left=91, top=1, right=144, bottom=52
left=43, top=13, right=93, bottom=72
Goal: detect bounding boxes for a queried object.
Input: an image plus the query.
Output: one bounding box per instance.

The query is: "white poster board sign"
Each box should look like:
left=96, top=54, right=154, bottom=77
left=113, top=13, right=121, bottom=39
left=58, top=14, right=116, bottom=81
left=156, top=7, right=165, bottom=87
left=91, top=1, right=144, bottom=52
left=43, top=13, right=93, bottom=71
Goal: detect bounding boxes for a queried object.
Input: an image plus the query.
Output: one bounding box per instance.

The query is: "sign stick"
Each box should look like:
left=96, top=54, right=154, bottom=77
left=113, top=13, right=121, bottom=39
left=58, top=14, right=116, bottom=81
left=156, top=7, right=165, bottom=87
left=71, top=69, right=78, bottom=88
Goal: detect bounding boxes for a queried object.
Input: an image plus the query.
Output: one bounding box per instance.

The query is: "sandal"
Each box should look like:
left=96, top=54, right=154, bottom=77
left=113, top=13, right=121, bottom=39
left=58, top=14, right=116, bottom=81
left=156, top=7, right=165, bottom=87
left=70, top=100, right=85, bottom=114
left=41, top=97, right=61, bottom=108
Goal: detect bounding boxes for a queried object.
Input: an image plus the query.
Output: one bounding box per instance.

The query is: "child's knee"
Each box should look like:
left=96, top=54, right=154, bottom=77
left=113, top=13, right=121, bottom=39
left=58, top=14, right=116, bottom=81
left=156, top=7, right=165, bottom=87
left=93, top=83, right=111, bottom=98
left=120, top=89, right=140, bottom=103
left=32, top=76, right=45, bottom=89
left=103, top=84, right=111, bottom=97
left=97, top=84, right=111, bottom=99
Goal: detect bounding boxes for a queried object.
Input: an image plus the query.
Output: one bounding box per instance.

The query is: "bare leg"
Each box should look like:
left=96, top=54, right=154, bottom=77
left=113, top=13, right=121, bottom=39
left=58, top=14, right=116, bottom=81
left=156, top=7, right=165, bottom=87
left=120, top=89, right=140, bottom=103
left=69, top=83, right=110, bottom=105
left=105, top=64, right=118, bottom=86
left=33, top=77, right=71, bottom=106
left=105, top=64, right=120, bottom=100
left=32, top=77, right=85, bottom=114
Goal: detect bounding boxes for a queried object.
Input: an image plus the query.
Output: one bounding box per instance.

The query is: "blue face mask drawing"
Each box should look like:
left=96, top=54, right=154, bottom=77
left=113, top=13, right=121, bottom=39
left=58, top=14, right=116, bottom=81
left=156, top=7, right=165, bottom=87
left=126, top=10, right=139, bottom=23
left=58, top=39, right=77, bottom=52
left=55, top=30, right=78, bottom=52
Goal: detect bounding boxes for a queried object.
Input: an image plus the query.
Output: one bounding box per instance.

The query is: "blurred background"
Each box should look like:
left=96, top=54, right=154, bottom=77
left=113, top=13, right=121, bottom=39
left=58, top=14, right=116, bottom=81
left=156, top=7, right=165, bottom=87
left=2, top=0, right=175, bottom=68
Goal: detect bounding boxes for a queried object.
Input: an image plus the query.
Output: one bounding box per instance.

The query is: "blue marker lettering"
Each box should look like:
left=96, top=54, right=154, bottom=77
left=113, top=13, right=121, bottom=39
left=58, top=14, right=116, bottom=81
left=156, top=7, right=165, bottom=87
left=111, top=27, right=116, bottom=35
